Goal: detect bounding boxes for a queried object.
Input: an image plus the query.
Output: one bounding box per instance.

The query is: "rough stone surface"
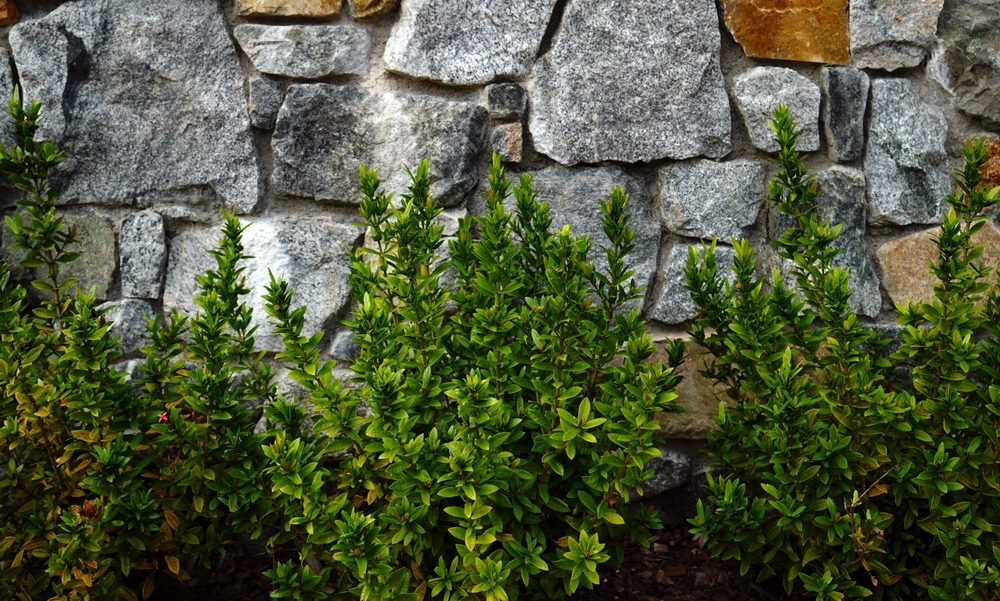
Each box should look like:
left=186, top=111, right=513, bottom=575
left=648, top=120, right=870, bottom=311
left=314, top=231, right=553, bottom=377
left=163, top=218, right=363, bottom=352
left=927, top=0, right=1000, bottom=124
left=658, top=159, right=768, bottom=241
left=775, top=167, right=881, bottom=316
left=99, top=299, right=155, bottom=355
left=0, top=48, right=11, bottom=148
left=652, top=243, right=736, bottom=325
left=644, top=448, right=692, bottom=496
left=9, top=0, right=259, bottom=212
left=234, top=24, right=370, bottom=79
left=383, top=0, right=557, bottom=85
left=271, top=84, right=486, bottom=206
left=822, top=66, right=870, bottom=162
left=486, top=83, right=527, bottom=118
left=0, top=1, right=18, bottom=26
left=328, top=329, right=359, bottom=361
left=351, top=0, right=397, bottom=19
left=239, top=0, right=339, bottom=17
left=850, top=0, right=944, bottom=70
left=525, top=165, right=661, bottom=311
left=120, top=210, right=166, bottom=300
left=490, top=123, right=523, bottom=163
left=248, top=74, right=284, bottom=130
left=529, top=0, right=731, bottom=165
left=733, top=67, right=820, bottom=153
left=654, top=340, right=727, bottom=439
left=877, top=224, right=1000, bottom=308
left=721, top=0, right=850, bottom=64
left=865, top=79, right=949, bottom=226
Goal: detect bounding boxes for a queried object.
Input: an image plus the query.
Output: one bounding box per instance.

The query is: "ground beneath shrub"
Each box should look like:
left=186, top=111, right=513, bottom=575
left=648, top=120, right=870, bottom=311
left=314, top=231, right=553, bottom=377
left=150, top=528, right=803, bottom=601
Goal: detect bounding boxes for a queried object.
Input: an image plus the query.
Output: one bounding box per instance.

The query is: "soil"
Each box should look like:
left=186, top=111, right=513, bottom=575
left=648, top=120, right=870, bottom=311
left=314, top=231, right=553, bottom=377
left=150, top=528, right=804, bottom=601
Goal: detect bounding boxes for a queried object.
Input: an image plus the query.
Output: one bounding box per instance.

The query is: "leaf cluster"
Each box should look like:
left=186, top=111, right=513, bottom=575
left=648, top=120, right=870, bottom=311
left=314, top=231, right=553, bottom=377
left=261, top=154, right=682, bottom=600
left=686, top=105, right=1000, bottom=600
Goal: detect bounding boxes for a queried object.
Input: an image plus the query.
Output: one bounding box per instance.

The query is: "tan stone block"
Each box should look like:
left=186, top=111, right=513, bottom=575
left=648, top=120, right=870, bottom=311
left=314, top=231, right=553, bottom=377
left=877, top=223, right=1000, bottom=308
left=0, top=0, right=19, bottom=26
left=983, top=138, right=1000, bottom=190
left=351, top=0, right=397, bottom=19
left=239, top=0, right=339, bottom=18
left=721, top=0, right=849, bottom=64
left=653, top=339, right=728, bottom=440
left=490, top=123, right=523, bottom=164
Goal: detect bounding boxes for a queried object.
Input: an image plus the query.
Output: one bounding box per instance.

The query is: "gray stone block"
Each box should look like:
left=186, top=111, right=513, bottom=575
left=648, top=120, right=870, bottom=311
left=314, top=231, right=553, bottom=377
left=163, top=217, right=363, bottom=352
left=271, top=84, right=486, bottom=207
left=234, top=24, right=370, bottom=80
left=383, top=0, right=557, bottom=85
left=485, top=83, right=527, bottom=118
left=865, top=79, right=949, bottom=226
left=927, top=0, right=1000, bottom=124
left=528, top=0, right=731, bottom=165
left=9, top=0, right=260, bottom=212
left=821, top=66, right=870, bottom=162
left=658, top=159, right=768, bottom=242
left=733, top=67, right=821, bottom=153
left=99, top=298, right=156, bottom=355
left=525, top=165, right=661, bottom=312
left=652, top=242, right=736, bottom=325
left=120, top=210, right=166, bottom=300
left=850, top=0, right=944, bottom=70
left=248, top=74, right=284, bottom=131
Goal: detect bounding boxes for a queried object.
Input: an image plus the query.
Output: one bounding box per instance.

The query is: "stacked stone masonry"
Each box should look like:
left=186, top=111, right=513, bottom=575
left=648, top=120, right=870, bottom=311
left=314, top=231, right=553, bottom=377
left=1, top=0, right=998, bottom=493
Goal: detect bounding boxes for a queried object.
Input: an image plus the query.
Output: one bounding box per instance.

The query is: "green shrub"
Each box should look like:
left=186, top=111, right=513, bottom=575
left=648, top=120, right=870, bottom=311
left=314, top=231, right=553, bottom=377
left=261, top=155, right=683, bottom=600
left=0, top=89, right=274, bottom=600
left=686, top=106, right=1000, bottom=600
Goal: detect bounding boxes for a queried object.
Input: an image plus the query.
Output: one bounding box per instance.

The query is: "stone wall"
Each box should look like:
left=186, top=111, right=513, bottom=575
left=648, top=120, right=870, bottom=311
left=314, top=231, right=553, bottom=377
left=0, top=0, right=998, bottom=495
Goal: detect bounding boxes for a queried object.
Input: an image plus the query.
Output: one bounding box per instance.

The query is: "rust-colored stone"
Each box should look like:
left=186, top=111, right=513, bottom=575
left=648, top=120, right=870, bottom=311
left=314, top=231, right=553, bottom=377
left=350, top=0, right=397, bottom=19
left=238, top=0, right=339, bottom=18
left=0, top=0, right=19, bottom=26
left=877, top=223, right=1000, bottom=308
left=653, top=339, right=729, bottom=440
left=721, top=0, right=849, bottom=64
left=982, top=138, right=1000, bottom=189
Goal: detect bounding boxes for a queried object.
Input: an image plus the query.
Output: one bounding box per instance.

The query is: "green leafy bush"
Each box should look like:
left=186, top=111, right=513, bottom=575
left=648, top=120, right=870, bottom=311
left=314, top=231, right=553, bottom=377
left=261, top=156, right=682, bottom=600
left=686, top=106, right=1000, bottom=600
left=0, top=89, right=274, bottom=600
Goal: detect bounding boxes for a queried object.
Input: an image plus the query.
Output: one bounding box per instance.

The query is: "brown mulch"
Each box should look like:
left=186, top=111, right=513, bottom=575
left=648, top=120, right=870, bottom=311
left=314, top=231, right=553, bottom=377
left=150, top=528, right=802, bottom=601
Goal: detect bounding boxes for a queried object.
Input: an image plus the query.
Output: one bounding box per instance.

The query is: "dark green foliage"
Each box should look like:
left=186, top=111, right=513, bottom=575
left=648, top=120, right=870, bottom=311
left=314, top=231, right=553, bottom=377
left=0, top=89, right=274, bottom=600
left=262, top=155, right=682, bottom=600
left=686, top=105, right=1000, bottom=600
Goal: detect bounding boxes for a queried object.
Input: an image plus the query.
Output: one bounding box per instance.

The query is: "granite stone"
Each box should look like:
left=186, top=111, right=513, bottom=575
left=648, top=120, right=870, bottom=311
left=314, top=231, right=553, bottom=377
left=234, top=24, right=370, bottom=79
left=528, top=0, right=731, bottom=165
left=733, top=67, right=820, bottom=153
left=658, top=159, right=769, bottom=242
left=927, top=0, right=1000, bottom=124
left=821, top=66, right=870, bottom=162
left=850, top=0, right=944, bottom=70
left=120, top=210, right=166, bottom=300
left=865, top=79, right=950, bottom=226
left=652, top=243, right=736, bottom=325
left=248, top=74, right=284, bottom=130
left=99, top=298, right=156, bottom=355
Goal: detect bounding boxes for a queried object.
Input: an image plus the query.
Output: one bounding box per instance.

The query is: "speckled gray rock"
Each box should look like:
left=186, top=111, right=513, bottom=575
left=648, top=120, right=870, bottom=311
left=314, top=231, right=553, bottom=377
left=383, top=0, right=557, bottom=85
left=328, top=329, right=359, bottom=361
left=120, top=210, right=166, bottom=299
left=529, top=0, right=730, bottom=165
left=821, top=66, right=870, bottom=162
left=0, top=49, right=11, bottom=148
left=248, top=74, right=284, bottom=130
left=644, top=448, right=693, bottom=496
left=927, top=0, right=1000, bottom=124
left=9, top=0, right=260, bottom=212
left=63, top=213, right=116, bottom=301
left=652, top=243, right=735, bottom=325
left=865, top=79, right=949, bottom=226
left=850, top=0, right=944, bottom=70
left=271, top=84, right=486, bottom=206
left=658, top=159, right=768, bottom=241
left=163, top=218, right=363, bottom=351
left=234, top=24, right=370, bottom=79
left=526, top=165, right=661, bottom=310
left=733, top=67, right=820, bottom=153
left=774, top=167, right=881, bottom=317
left=486, top=83, right=527, bottom=118
left=99, top=299, right=155, bottom=355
